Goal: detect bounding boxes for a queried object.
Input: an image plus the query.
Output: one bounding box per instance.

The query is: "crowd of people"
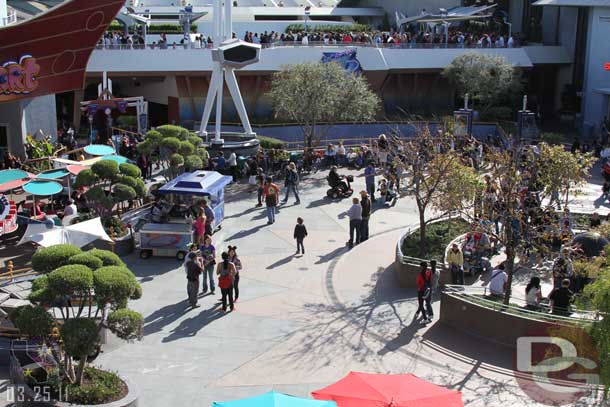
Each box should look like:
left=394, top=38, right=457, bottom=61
left=99, top=24, right=518, bottom=50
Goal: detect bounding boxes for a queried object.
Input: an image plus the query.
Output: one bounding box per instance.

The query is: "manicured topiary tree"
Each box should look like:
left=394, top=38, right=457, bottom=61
left=14, top=246, right=143, bottom=392
left=32, top=244, right=83, bottom=274
left=137, top=125, right=205, bottom=180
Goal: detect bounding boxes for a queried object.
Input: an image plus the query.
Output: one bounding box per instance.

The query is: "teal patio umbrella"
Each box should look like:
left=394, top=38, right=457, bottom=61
left=84, top=144, right=115, bottom=156
left=213, top=391, right=337, bottom=407
left=100, top=155, right=131, bottom=165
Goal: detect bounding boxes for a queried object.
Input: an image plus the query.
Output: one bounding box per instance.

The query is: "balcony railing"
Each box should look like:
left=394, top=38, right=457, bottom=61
left=94, top=41, right=523, bottom=50
left=1, top=8, right=17, bottom=27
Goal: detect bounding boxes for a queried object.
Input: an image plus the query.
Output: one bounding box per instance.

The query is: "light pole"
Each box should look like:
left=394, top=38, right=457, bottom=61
left=304, top=6, right=311, bottom=34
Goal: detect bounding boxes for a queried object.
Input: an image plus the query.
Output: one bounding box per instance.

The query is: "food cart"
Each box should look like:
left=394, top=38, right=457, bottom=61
left=138, top=171, right=232, bottom=260
left=139, top=222, right=192, bottom=260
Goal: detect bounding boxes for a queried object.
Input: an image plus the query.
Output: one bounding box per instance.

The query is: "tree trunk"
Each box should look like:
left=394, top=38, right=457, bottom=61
left=418, top=208, right=427, bottom=258
left=76, top=356, right=87, bottom=386
left=503, top=243, right=515, bottom=305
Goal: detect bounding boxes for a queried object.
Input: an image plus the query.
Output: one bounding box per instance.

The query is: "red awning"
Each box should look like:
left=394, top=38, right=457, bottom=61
left=312, top=372, right=463, bottom=407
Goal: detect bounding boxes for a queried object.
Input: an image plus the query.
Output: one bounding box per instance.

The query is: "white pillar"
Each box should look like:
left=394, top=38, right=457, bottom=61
left=0, top=0, right=7, bottom=27
left=213, top=0, right=222, bottom=45
left=214, top=70, right=224, bottom=142
left=224, top=0, right=232, bottom=40
left=225, top=68, right=253, bottom=136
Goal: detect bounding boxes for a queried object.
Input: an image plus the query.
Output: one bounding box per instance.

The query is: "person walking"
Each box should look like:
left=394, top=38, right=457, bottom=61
left=255, top=167, right=265, bottom=207
left=359, top=191, right=371, bottom=242
left=282, top=162, right=300, bottom=205
left=227, top=151, right=238, bottom=182
left=201, top=199, right=215, bottom=236
left=227, top=246, right=242, bottom=302
left=415, top=261, right=433, bottom=322
left=294, top=217, right=308, bottom=255
left=263, top=176, right=280, bottom=224
left=217, top=252, right=237, bottom=312
left=364, top=162, right=376, bottom=203
left=192, top=211, right=207, bottom=246
left=344, top=197, right=362, bottom=249
left=447, top=243, right=464, bottom=285
left=200, top=235, right=216, bottom=294
left=185, top=252, right=203, bottom=308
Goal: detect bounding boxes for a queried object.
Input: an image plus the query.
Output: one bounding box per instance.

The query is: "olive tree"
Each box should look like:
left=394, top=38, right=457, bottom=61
left=443, top=53, right=522, bottom=119
left=268, top=62, right=380, bottom=148
left=15, top=246, right=143, bottom=386
left=392, top=129, right=481, bottom=256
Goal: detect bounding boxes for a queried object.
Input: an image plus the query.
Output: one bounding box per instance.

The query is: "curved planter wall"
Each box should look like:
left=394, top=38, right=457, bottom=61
left=439, top=292, right=568, bottom=349
left=394, top=220, right=455, bottom=288
left=10, top=354, right=139, bottom=407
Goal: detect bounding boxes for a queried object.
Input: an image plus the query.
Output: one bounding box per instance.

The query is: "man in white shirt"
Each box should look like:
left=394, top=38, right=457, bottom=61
left=497, top=36, right=505, bottom=48
left=489, top=263, right=508, bottom=297
left=227, top=151, right=238, bottom=182
left=301, top=34, right=309, bottom=46
left=507, top=36, right=514, bottom=48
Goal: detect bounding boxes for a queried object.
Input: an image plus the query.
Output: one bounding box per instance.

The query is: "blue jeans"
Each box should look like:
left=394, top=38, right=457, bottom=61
left=266, top=206, right=276, bottom=223
left=349, top=219, right=361, bottom=247
left=202, top=263, right=215, bottom=292
left=296, top=237, right=304, bottom=253
left=360, top=217, right=370, bottom=241
left=283, top=184, right=300, bottom=202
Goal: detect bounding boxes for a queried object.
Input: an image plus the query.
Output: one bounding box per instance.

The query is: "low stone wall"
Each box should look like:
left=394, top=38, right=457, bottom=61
left=439, top=291, right=565, bottom=348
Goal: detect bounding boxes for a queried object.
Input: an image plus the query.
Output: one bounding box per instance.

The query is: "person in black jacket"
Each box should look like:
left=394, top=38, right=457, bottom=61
left=294, top=217, right=308, bottom=255
left=359, top=191, right=371, bottom=242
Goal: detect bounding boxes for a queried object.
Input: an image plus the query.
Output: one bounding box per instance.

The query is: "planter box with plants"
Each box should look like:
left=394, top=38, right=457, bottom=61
left=9, top=244, right=143, bottom=406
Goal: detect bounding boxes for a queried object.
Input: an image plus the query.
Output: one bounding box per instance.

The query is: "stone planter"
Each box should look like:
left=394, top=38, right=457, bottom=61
left=394, top=221, right=454, bottom=288
left=10, top=354, right=139, bottom=407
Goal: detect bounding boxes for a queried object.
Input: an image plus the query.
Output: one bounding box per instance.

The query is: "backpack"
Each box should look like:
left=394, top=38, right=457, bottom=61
left=218, top=264, right=233, bottom=289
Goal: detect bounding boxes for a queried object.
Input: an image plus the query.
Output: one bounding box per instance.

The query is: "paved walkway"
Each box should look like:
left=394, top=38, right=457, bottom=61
left=1, top=166, right=604, bottom=406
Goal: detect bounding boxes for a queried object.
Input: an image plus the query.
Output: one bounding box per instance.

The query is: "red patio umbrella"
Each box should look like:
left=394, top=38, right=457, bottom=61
left=312, top=372, right=463, bottom=407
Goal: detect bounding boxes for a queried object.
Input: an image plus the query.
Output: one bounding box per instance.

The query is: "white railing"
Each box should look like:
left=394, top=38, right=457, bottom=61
left=1, top=8, right=17, bottom=27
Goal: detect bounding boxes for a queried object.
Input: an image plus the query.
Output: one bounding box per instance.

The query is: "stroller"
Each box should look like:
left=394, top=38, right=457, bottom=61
left=326, top=174, right=354, bottom=199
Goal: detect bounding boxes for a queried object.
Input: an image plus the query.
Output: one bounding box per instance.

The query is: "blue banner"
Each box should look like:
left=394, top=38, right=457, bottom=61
left=321, top=48, right=362, bottom=74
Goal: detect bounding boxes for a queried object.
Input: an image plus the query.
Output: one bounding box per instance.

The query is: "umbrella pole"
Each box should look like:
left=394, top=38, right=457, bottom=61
left=32, top=195, right=36, bottom=218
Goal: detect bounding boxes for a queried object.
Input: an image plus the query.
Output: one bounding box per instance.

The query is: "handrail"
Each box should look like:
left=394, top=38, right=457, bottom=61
left=443, top=284, right=600, bottom=324
left=94, top=42, right=526, bottom=51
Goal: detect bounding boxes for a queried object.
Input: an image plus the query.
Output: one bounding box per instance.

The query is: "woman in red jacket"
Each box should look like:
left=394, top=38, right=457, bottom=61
left=415, top=261, right=433, bottom=323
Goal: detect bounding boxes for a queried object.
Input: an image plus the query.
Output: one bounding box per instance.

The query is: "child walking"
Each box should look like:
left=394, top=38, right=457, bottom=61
left=294, top=217, right=308, bottom=255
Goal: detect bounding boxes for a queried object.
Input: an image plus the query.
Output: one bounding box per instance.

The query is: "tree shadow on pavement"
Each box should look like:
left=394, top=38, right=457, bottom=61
left=224, top=206, right=260, bottom=220
left=306, top=198, right=331, bottom=209
left=143, top=300, right=192, bottom=336
left=226, top=224, right=266, bottom=241
left=315, top=246, right=347, bottom=264
left=123, top=256, right=182, bottom=280
left=162, top=303, right=225, bottom=342
left=377, top=317, right=424, bottom=355
left=421, top=323, right=513, bottom=370
left=266, top=254, right=295, bottom=270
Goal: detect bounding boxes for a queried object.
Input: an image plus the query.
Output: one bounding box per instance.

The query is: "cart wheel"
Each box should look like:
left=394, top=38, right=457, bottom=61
left=140, top=250, right=152, bottom=259
left=176, top=251, right=186, bottom=261
left=332, top=191, right=339, bottom=199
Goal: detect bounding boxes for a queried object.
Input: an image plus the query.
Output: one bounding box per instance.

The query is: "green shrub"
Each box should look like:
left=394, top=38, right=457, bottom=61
left=284, top=23, right=369, bottom=34
left=170, top=153, right=184, bottom=167
left=93, top=266, right=138, bottom=309
left=63, top=367, right=123, bottom=405
left=184, top=155, right=203, bottom=171
left=119, top=163, right=141, bottom=178
left=88, top=249, right=125, bottom=267
left=136, top=140, right=154, bottom=155
left=134, top=179, right=146, bottom=197
left=32, top=244, right=82, bottom=273
left=161, top=137, right=181, bottom=152
left=12, top=305, right=54, bottom=338
left=28, top=276, right=55, bottom=304
left=178, top=141, right=195, bottom=156
left=187, top=134, right=202, bottom=147
left=47, top=265, right=94, bottom=297
left=73, top=169, right=97, bottom=188
left=257, top=135, right=286, bottom=150
left=107, top=309, right=143, bottom=340
left=103, top=217, right=128, bottom=238
left=68, top=253, right=104, bottom=270
left=91, top=160, right=119, bottom=180
left=144, top=130, right=162, bottom=144
left=113, top=183, right=137, bottom=202
left=540, top=132, right=566, bottom=145
left=157, top=125, right=189, bottom=140
left=117, top=175, right=138, bottom=189
left=60, top=318, right=99, bottom=359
